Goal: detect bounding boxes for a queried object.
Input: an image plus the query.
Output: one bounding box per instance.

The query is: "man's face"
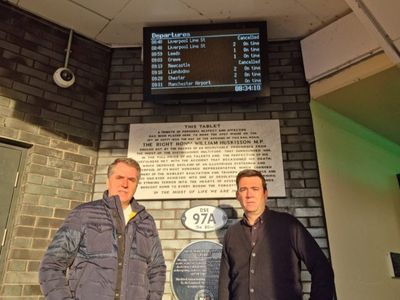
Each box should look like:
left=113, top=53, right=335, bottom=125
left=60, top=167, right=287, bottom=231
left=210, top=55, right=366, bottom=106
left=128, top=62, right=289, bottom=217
left=236, top=176, right=267, bottom=216
left=107, top=162, right=139, bottom=208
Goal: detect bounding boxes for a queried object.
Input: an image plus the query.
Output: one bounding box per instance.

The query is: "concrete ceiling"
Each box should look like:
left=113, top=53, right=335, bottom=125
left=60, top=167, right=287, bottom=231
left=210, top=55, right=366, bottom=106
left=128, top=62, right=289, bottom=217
left=5, top=0, right=398, bottom=146
left=6, top=0, right=350, bottom=47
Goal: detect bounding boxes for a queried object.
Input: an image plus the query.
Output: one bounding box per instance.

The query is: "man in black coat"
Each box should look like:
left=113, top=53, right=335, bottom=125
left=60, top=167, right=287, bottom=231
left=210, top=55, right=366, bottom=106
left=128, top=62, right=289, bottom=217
left=218, top=169, right=335, bottom=300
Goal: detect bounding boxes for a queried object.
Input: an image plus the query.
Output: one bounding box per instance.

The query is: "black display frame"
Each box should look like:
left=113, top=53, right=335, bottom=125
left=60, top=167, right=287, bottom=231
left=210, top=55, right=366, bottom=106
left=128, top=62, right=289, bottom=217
left=143, top=21, right=269, bottom=101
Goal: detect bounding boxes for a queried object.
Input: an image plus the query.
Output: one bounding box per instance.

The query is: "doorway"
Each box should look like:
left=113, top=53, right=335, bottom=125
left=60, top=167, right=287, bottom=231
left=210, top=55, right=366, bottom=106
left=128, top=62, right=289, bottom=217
left=0, top=141, right=27, bottom=280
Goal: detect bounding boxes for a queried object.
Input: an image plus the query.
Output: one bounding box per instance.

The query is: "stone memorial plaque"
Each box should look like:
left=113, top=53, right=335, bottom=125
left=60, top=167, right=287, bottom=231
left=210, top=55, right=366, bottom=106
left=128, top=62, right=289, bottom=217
left=171, top=241, right=222, bottom=300
left=128, top=120, right=285, bottom=199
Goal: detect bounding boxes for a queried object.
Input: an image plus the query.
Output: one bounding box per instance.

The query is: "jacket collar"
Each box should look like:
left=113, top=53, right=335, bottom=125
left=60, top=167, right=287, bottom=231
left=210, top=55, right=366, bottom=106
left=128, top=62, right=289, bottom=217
left=102, top=191, right=146, bottom=216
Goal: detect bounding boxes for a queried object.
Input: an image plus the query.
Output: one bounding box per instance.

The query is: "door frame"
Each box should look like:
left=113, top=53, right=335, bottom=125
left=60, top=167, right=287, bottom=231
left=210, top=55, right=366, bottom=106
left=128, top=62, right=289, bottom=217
left=0, top=138, right=31, bottom=285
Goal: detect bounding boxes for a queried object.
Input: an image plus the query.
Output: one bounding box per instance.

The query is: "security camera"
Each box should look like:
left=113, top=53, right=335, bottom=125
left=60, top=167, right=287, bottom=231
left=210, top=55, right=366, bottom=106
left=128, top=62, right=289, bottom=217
left=53, top=67, right=75, bottom=88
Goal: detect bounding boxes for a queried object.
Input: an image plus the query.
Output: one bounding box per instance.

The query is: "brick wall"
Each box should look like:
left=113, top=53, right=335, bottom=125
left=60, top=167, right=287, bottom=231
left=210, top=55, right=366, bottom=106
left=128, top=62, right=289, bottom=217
left=0, top=3, right=111, bottom=298
left=0, top=2, right=330, bottom=298
left=95, top=44, right=329, bottom=299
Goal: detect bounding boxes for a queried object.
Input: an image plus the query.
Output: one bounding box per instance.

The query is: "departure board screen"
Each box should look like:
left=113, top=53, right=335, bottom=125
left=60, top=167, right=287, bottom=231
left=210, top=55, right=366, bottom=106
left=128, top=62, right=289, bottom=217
left=143, top=21, right=268, bottom=101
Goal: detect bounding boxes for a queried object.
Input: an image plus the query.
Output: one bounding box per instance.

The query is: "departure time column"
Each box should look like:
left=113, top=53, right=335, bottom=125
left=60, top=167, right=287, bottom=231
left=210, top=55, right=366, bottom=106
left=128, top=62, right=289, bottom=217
left=150, top=37, right=164, bottom=89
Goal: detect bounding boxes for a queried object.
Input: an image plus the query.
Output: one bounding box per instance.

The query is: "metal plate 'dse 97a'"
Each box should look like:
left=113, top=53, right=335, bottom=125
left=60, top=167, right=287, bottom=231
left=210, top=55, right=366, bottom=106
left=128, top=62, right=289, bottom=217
left=181, top=205, right=228, bottom=232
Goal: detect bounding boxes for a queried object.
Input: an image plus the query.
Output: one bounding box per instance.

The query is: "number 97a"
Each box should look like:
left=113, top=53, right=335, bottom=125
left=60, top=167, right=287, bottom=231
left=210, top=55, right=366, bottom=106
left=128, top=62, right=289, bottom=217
left=193, top=213, right=216, bottom=225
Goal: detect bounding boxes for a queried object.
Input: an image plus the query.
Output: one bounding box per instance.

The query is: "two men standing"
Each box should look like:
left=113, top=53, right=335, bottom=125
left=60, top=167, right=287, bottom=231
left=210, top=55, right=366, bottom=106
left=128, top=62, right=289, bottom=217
left=40, top=159, right=334, bottom=299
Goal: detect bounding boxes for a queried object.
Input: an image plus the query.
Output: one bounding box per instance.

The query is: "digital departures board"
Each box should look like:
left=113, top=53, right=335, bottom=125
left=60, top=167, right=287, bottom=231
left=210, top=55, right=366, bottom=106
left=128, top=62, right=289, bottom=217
left=143, top=22, right=268, bottom=100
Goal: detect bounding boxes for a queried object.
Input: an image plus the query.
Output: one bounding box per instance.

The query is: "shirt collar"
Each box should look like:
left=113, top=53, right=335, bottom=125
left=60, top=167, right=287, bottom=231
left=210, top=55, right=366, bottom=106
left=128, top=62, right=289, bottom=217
left=242, top=206, right=268, bottom=227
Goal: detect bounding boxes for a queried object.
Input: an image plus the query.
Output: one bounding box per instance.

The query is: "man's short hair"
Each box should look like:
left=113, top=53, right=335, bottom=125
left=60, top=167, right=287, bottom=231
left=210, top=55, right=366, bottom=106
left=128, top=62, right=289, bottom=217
left=236, top=169, right=267, bottom=191
left=107, top=158, right=141, bottom=180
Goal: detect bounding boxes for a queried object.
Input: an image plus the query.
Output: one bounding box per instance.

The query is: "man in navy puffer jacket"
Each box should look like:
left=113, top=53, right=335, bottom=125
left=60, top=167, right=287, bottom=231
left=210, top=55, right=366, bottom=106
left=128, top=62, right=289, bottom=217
left=39, top=158, right=166, bottom=300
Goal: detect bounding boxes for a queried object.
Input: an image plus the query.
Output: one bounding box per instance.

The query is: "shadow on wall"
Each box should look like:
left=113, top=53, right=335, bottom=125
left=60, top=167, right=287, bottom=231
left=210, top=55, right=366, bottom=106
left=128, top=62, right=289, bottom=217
left=216, top=204, right=239, bottom=244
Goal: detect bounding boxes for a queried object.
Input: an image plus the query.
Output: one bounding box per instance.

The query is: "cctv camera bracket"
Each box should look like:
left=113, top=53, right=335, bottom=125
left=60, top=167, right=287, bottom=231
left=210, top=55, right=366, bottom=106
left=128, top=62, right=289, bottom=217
left=63, top=29, right=73, bottom=68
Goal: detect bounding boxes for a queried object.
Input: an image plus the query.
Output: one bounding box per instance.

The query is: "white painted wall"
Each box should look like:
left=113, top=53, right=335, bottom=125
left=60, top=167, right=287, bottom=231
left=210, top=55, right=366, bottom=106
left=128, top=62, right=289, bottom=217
left=311, top=101, right=400, bottom=300
left=301, top=0, right=400, bottom=83
left=301, top=13, right=380, bottom=83
left=345, top=0, right=400, bottom=56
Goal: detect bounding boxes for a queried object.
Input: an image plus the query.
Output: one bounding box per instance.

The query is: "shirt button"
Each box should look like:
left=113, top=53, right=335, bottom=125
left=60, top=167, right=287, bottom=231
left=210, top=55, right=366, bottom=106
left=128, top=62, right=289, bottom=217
left=252, top=252, right=256, bottom=257
left=252, top=242, right=256, bottom=246
left=250, top=288, right=254, bottom=293
left=115, top=293, right=120, bottom=297
left=118, top=235, right=122, bottom=239
left=253, top=226, right=257, bottom=230
left=250, top=269, right=255, bottom=274
left=118, top=262, right=122, bottom=266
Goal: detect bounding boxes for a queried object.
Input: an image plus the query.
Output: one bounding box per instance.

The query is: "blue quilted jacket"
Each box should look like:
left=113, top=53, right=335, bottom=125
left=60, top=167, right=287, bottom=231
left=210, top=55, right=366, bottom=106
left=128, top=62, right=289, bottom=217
left=39, top=192, right=166, bottom=300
